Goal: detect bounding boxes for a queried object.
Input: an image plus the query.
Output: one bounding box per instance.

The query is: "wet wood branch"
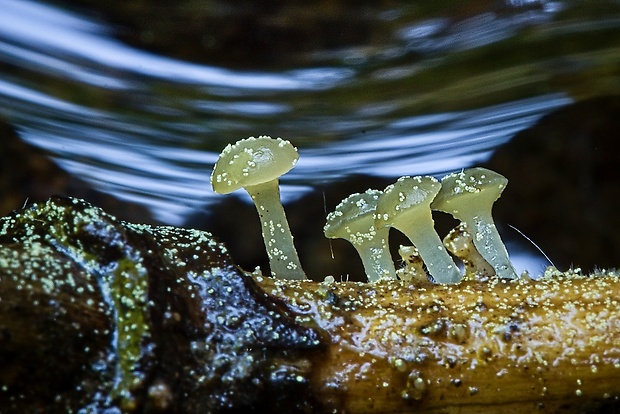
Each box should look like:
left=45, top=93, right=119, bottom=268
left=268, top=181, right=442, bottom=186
left=257, top=271, right=620, bottom=413
left=0, top=197, right=618, bottom=413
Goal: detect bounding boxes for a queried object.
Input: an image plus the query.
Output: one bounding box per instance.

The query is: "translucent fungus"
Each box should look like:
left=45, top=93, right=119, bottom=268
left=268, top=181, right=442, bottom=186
left=431, top=167, right=517, bottom=279
left=324, top=189, right=397, bottom=282
left=211, top=136, right=306, bottom=280
left=375, top=176, right=461, bottom=284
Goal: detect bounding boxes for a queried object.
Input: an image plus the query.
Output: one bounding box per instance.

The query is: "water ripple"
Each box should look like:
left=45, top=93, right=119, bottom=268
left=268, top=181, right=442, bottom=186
left=1, top=0, right=619, bottom=229
left=1, top=0, right=353, bottom=91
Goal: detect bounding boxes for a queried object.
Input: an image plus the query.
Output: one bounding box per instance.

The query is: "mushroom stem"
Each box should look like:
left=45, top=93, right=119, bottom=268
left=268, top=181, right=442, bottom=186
left=396, top=212, right=461, bottom=284
left=245, top=180, right=305, bottom=280
left=375, top=176, right=461, bottom=284
left=211, top=136, right=306, bottom=281
left=397, top=245, right=431, bottom=285
left=457, top=208, right=516, bottom=279
left=323, top=189, right=396, bottom=282
left=351, top=228, right=396, bottom=282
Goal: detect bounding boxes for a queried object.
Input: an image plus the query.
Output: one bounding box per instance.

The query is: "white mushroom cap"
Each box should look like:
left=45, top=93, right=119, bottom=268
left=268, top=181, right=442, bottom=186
left=324, top=189, right=380, bottom=240
left=431, top=167, right=507, bottom=216
left=211, top=136, right=299, bottom=194
left=375, top=176, right=442, bottom=228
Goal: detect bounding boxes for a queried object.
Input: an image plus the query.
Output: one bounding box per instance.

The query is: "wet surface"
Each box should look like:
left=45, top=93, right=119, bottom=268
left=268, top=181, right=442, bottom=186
left=0, top=197, right=325, bottom=413
left=1, top=0, right=619, bottom=278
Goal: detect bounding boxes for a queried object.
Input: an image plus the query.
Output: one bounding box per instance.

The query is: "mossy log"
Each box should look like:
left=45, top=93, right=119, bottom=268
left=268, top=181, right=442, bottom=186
left=0, top=197, right=618, bottom=413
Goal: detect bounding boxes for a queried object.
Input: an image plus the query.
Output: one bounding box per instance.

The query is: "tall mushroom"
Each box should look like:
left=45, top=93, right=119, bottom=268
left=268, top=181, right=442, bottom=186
left=324, top=189, right=396, bottom=282
left=375, top=176, right=461, bottom=284
left=211, top=136, right=306, bottom=280
left=431, top=167, right=517, bottom=279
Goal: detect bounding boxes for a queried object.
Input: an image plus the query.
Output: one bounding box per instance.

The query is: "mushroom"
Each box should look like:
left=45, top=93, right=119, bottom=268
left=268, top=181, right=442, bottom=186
left=431, top=167, right=517, bottom=279
left=397, top=245, right=431, bottom=285
left=443, top=222, right=495, bottom=280
left=324, top=189, right=396, bottom=282
left=211, top=136, right=305, bottom=280
left=375, top=176, right=461, bottom=284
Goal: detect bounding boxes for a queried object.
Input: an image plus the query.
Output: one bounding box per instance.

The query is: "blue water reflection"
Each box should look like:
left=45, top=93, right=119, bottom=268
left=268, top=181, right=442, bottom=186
left=1, top=0, right=353, bottom=90
left=398, top=8, right=559, bottom=54
left=1, top=0, right=619, bottom=276
left=296, top=94, right=570, bottom=180
left=0, top=0, right=582, bottom=224
left=13, top=91, right=571, bottom=224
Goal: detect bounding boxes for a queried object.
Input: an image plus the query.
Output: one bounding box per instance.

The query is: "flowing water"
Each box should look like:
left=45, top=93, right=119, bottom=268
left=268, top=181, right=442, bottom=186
left=1, top=0, right=619, bottom=277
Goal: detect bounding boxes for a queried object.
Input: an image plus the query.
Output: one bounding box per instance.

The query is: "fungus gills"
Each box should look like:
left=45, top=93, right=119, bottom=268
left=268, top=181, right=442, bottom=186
left=432, top=168, right=517, bottom=279
left=211, top=136, right=306, bottom=280
left=324, top=189, right=396, bottom=282
left=375, top=176, right=461, bottom=284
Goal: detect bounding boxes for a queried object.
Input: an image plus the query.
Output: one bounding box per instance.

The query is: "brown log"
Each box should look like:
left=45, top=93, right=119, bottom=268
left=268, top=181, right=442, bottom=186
left=256, top=270, right=620, bottom=413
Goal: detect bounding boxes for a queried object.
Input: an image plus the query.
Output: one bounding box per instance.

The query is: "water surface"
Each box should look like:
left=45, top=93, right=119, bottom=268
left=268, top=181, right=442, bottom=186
left=1, top=0, right=619, bottom=276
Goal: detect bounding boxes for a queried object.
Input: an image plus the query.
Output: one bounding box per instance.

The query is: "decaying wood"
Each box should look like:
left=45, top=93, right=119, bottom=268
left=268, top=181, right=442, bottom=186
left=0, top=197, right=618, bottom=413
left=257, top=270, right=620, bottom=413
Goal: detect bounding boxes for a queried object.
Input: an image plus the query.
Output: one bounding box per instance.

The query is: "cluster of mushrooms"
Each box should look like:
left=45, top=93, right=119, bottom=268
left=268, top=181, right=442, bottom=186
left=211, top=136, right=517, bottom=284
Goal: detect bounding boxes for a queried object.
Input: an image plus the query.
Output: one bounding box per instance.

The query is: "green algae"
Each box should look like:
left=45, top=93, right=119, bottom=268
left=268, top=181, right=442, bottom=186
left=0, top=198, right=151, bottom=409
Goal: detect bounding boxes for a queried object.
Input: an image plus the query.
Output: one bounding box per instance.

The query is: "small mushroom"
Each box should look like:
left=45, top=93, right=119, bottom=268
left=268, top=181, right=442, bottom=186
left=431, top=167, right=517, bottom=279
left=324, top=189, right=396, bottom=282
left=443, top=222, right=495, bottom=280
left=397, top=245, right=431, bottom=285
left=375, top=176, right=461, bottom=284
left=211, top=136, right=305, bottom=280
